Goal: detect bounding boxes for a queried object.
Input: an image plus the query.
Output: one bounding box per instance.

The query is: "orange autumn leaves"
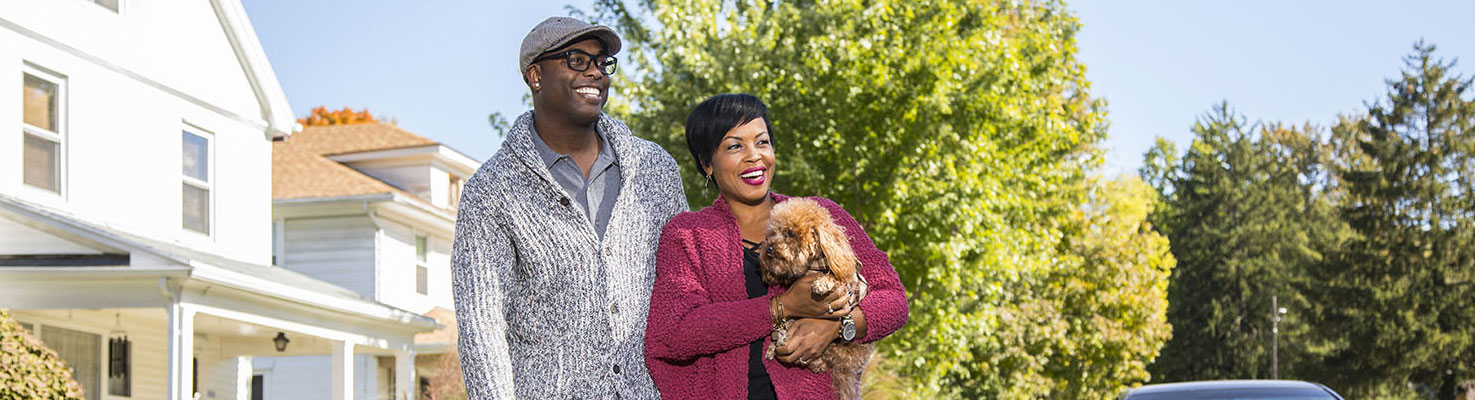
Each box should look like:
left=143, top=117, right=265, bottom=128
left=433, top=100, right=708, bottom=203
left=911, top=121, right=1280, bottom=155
left=297, top=106, right=379, bottom=128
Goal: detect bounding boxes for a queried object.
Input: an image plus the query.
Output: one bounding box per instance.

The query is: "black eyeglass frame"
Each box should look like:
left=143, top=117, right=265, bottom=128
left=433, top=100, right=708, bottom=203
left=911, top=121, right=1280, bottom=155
left=532, top=49, right=618, bottom=75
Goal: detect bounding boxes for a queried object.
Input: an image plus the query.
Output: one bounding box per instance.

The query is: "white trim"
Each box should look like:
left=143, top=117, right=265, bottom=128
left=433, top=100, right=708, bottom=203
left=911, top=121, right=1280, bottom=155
left=325, top=145, right=481, bottom=178
left=0, top=17, right=273, bottom=135
left=205, top=0, right=295, bottom=138
left=20, top=63, right=68, bottom=198
left=187, top=262, right=435, bottom=330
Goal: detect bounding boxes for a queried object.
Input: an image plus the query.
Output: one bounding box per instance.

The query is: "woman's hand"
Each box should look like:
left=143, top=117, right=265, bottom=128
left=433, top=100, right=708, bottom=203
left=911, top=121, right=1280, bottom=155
left=773, top=318, right=840, bottom=367
left=778, top=273, right=853, bottom=320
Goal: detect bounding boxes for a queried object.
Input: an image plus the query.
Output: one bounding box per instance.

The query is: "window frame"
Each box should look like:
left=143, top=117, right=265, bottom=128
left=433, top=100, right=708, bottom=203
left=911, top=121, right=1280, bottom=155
left=18, top=318, right=110, bottom=400
left=20, top=64, right=68, bottom=197
left=181, top=128, right=214, bottom=237
left=415, top=234, right=429, bottom=295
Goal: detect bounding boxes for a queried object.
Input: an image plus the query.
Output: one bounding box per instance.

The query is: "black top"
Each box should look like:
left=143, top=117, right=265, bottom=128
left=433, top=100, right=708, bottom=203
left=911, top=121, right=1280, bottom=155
left=742, top=239, right=779, bottom=400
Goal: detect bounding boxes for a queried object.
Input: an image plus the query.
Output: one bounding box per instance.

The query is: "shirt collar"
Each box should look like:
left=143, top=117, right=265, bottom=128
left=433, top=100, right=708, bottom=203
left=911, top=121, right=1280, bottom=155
left=528, top=122, right=619, bottom=169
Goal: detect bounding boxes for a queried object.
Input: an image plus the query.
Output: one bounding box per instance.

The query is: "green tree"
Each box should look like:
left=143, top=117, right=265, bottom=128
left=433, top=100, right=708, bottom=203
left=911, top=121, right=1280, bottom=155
left=1141, top=104, right=1341, bottom=382
left=587, top=0, right=1172, bottom=397
left=1034, top=175, right=1175, bottom=398
left=1312, top=42, right=1475, bottom=399
left=0, top=309, right=84, bottom=400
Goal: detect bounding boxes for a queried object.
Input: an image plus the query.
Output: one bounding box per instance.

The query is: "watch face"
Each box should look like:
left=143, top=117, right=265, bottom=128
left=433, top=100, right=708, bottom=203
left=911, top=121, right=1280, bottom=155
left=841, top=319, right=857, bottom=341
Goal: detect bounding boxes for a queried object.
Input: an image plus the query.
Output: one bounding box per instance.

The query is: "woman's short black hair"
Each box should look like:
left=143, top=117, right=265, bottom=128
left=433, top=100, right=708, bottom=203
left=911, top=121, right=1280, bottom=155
left=684, top=93, right=773, bottom=178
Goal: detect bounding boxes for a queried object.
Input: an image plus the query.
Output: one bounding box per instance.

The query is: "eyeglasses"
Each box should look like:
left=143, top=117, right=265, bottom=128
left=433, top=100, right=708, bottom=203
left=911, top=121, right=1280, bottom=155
left=532, top=49, right=618, bottom=75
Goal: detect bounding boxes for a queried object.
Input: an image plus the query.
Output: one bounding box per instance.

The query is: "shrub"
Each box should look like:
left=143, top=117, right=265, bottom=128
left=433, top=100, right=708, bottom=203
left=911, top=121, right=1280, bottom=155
left=0, top=309, right=83, bottom=400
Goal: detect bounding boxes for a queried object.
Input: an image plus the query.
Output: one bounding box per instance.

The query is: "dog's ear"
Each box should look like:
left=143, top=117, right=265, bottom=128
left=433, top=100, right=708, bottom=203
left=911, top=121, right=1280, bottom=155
left=814, top=221, right=858, bottom=278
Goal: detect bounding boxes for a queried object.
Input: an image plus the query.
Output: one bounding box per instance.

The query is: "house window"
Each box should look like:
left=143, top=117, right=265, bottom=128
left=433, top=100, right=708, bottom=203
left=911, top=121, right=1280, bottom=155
left=108, top=336, right=130, bottom=396
left=41, top=325, right=101, bottom=400
left=448, top=175, right=463, bottom=210
left=182, top=131, right=211, bottom=234
left=90, top=0, right=120, bottom=12
left=19, top=322, right=33, bottom=332
left=416, top=235, right=428, bottom=295
left=22, top=68, right=65, bottom=193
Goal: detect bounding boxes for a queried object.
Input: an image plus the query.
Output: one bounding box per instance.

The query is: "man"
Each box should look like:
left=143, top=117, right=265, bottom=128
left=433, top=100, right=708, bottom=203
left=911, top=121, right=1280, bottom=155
left=452, top=17, right=687, bottom=399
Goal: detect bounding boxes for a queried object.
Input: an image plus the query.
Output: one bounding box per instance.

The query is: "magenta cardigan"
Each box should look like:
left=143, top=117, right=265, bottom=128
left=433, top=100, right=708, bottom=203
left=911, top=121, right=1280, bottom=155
left=644, top=193, right=910, bottom=400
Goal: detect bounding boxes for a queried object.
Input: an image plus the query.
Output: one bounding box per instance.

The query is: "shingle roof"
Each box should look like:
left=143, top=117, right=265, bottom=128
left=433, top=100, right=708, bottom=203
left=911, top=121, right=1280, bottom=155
left=273, top=123, right=438, bottom=201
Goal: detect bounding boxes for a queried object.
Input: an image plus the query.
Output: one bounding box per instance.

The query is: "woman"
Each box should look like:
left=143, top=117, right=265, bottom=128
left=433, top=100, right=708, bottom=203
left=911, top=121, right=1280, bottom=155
left=644, top=94, right=910, bottom=399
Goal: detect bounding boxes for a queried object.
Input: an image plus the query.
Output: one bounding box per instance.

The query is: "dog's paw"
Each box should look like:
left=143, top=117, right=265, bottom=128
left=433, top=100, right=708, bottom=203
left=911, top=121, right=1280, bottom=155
left=812, top=275, right=839, bottom=295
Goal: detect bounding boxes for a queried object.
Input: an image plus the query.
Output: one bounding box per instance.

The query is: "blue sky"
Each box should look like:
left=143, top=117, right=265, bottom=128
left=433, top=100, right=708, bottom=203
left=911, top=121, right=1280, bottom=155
left=242, top=1, right=1475, bottom=174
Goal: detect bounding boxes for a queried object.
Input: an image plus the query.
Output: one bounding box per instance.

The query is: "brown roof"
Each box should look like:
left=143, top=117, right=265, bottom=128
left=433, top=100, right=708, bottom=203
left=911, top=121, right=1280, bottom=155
left=273, top=123, right=439, bottom=202
left=414, top=306, right=458, bottom=345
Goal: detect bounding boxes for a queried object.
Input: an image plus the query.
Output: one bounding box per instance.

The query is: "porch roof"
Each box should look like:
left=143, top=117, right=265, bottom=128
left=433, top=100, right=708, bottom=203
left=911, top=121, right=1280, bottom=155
left=0, top=193, right=438, bottom=331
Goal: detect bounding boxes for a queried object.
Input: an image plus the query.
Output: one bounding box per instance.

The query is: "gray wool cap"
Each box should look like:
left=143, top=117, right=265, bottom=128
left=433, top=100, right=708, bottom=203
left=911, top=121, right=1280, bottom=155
left=519, top=17, right=622, bottom=77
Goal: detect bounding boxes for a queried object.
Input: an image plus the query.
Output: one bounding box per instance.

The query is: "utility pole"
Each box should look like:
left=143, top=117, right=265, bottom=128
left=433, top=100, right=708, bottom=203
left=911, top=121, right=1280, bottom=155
left=1272, top=295, right=1286, bottom=379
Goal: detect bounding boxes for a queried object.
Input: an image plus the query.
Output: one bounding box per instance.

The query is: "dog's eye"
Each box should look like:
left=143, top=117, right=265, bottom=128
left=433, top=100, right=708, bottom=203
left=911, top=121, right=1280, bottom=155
left=765, top=246, right=774, bottom=256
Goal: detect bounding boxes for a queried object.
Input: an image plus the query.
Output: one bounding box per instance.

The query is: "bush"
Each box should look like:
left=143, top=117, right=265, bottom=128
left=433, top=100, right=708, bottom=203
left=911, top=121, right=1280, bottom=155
left=0, top=309, right=83, bottom=400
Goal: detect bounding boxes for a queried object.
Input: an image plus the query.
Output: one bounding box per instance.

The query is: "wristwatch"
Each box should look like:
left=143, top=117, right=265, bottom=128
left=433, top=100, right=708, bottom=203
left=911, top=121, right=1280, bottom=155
left=838, top=315, right=857, bottom=341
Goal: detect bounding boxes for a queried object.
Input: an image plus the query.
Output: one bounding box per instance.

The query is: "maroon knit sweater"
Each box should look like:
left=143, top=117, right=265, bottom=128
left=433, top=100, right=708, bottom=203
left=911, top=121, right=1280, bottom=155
left=645, top=193, right=910, bottom=400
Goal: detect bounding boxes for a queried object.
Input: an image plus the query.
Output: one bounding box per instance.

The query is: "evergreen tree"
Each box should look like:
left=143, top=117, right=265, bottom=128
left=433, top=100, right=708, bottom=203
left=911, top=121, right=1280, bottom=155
left=1313, top=42, right=1475, bottom=399
left=1143, top=104, right=1339, bottom=382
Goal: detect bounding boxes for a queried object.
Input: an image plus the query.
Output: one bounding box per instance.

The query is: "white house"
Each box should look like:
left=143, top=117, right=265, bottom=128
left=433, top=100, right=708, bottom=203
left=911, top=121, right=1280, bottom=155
left=261, top=122, right=478, bottom=399
left=0, top=1, right=437, bottom=400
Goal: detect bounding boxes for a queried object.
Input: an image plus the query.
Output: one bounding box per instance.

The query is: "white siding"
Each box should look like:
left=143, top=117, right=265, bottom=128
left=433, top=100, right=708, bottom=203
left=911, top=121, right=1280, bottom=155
left=196, top=337, right=248, bottom=400
left=0, top=217, right=101, bottom=254
left=377, top=219, right=453, bottom=313
left=12, top=308, right=170, bottom=400
left=281, top=216, right=377, bottom=298
left=428, top=167, right=450, bottom=209
left=253, top=355, right=384, bottom=400
left=345, top=162, right=430, bottom=200
left=0, top=0, right=275, bottom=265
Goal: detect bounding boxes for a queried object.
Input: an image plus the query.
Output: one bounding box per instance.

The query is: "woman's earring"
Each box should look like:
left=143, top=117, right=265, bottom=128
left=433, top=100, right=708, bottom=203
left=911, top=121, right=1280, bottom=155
left=703, top=174, right=713, bottom=196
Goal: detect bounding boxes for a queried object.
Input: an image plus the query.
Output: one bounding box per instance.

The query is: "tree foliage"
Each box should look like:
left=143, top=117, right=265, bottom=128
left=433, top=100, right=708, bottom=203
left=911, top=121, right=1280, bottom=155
left=586, top=0, right=1173, bottom=397
left=0, top=309, right=84, bottom=400
left=1310, top=42, right=1475, bottom=399
left=1140, top=43, right=1475, bottom=400
left=297, top=106, right=380, bottom=127
left=1140, top=104, right=1343, bottom=383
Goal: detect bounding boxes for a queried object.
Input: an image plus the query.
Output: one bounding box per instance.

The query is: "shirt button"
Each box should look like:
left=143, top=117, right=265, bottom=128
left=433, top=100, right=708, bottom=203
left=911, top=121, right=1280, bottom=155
left=604, top=247, right=613, bottom=257
left=610, top=303, right=619, bottom=314
left=613, top=364, right=621, bottom=374
left=559, top=197, right=571, bottom=207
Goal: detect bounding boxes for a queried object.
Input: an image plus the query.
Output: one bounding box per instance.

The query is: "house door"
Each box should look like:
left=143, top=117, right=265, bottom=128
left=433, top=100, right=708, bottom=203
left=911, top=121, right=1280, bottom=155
left=250, top=373, right=265, bottom=400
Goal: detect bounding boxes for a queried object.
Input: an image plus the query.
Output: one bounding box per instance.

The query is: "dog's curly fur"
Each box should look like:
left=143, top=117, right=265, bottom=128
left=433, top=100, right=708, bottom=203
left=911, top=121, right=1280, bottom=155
left=757, top=198, right=873, bottom=400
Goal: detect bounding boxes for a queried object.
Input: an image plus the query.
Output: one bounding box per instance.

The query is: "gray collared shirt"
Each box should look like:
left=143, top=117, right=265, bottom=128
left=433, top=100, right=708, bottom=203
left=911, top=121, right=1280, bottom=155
left=529, top=124, right=622, bottom=239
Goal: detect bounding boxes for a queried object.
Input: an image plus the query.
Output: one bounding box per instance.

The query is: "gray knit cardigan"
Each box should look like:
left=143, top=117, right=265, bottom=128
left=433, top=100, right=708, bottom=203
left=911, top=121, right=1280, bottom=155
left=452, top=111, right=687, bottom=399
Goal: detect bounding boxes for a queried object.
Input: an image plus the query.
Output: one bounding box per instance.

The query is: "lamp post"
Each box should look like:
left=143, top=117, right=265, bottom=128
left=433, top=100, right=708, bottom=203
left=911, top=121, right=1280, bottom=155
left=1272, top=295, right=1286, bottom=379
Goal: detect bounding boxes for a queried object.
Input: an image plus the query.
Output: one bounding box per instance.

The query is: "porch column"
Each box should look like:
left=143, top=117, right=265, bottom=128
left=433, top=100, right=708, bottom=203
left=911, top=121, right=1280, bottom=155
left=166, top=302, right=196, bottom=400
left=331, top=340, right=355, bottom=400
left=394, top=350, right=416, bottom=400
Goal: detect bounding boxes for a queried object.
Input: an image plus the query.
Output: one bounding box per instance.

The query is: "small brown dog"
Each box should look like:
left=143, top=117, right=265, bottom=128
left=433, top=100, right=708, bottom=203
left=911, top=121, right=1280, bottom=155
left=758, top=198, right=872, bottom=400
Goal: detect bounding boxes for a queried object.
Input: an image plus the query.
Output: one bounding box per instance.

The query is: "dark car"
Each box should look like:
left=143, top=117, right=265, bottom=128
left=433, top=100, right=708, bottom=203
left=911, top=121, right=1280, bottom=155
left=1120, top=380, right=1345, bottom=400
